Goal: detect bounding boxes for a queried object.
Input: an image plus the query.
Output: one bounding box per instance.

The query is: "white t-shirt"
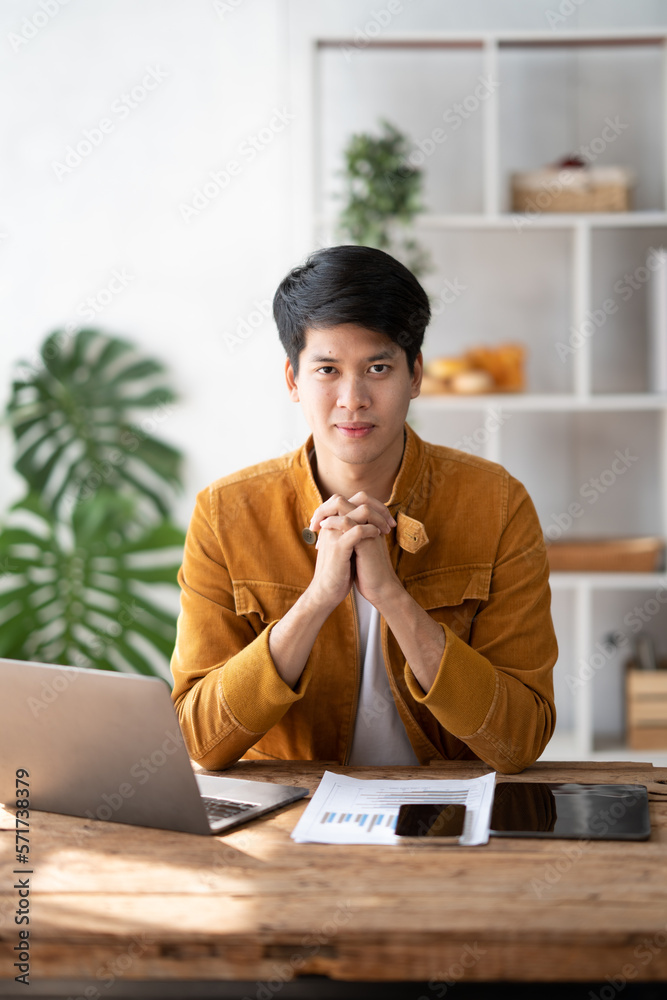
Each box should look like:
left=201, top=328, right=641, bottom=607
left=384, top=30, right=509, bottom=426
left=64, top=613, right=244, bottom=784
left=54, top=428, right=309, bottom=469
left=347, top=585, right=420, bottom=765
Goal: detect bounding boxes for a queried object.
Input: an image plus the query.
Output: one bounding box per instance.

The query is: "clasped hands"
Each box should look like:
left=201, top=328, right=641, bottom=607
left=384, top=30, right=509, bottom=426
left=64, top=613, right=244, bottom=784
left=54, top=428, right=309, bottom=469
left=270, top=491, right=443, bottom=694
left=307, top=492, right=402, bottom=614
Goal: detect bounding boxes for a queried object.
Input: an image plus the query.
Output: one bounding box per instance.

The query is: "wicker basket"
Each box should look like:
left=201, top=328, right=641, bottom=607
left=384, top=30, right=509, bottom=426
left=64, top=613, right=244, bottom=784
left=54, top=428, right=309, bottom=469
left=546, top=537, right=665, bottom=573
left=512, top=166, right=634, bottom=213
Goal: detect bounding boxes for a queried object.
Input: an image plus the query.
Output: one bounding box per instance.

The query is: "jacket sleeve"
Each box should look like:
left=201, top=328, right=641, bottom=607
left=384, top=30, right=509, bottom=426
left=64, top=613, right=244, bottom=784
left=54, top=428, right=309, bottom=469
left=170, top=489, right=312, bottom=769
left=404, top=477, right=557, bottom=774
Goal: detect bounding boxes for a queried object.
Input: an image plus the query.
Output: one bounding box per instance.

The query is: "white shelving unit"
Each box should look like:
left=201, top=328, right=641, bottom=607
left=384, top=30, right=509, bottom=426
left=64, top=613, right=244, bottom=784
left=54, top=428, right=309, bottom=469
left=292, top=26, right=667, bottom=760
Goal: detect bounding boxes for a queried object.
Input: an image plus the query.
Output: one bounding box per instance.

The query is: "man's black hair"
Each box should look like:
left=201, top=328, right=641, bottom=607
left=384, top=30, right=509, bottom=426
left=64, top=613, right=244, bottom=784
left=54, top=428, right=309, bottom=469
left=273, top=245, right=431, bottom=374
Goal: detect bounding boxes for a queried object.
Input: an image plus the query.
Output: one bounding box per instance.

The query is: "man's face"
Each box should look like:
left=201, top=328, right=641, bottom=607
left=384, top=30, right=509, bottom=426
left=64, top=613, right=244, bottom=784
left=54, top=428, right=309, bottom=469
left=285, top=324, right=422, bottom=469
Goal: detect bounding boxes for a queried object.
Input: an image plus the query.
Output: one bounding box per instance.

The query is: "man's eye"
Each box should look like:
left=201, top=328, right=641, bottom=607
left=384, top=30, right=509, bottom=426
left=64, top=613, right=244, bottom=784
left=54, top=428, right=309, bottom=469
left=317, top=366, right=337, bottom=375
left=369, top=364, right=389, bottom=374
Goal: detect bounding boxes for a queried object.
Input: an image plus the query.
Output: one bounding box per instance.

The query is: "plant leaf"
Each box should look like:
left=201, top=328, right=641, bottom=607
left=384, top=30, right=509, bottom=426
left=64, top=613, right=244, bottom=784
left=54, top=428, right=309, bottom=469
left=337, top=119, right=431, bottom=276
left=0, top=493, right=184, bottom=678
left=6, top=329, right=183, bottom=521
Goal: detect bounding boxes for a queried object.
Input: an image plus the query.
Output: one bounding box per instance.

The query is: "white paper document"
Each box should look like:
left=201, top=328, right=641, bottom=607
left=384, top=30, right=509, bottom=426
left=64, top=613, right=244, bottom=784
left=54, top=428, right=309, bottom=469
left=291, top=770, right=496, bottom=846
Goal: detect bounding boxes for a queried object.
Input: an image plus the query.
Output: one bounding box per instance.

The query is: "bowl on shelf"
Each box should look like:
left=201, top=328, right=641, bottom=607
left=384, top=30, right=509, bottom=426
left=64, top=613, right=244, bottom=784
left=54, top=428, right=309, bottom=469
left=422, top=343, right=526, bottom=395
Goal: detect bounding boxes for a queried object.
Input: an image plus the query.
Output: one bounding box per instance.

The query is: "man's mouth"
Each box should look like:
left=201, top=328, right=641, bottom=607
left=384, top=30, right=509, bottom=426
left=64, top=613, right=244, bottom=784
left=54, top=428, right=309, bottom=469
left=335, top=423, right=374, bottom=438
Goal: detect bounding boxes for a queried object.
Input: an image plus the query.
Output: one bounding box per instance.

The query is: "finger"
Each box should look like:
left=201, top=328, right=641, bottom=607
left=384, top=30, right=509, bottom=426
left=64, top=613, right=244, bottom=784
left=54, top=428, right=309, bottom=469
left=337, top=522, right=382, bottom=548
left=314, top=499, right=395, bottom=534
left=310, top=493, right=356, bottom=531
left=347, top=491, right=396, bottom=530
left=340, top=503, right=394, bottom=533
left=316, top=521, right=380, bottom=550
left=320, top=512, right=388, bottom=534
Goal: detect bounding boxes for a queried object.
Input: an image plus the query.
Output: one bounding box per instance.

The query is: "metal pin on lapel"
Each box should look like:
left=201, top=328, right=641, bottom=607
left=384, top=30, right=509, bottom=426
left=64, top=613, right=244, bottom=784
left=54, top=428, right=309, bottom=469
left=302, top=527, right=317, bottom=545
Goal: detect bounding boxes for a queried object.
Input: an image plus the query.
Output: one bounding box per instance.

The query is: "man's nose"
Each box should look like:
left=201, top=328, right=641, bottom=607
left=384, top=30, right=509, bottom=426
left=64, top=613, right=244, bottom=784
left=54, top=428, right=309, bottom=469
left=337, top=376, right=370, bottom=411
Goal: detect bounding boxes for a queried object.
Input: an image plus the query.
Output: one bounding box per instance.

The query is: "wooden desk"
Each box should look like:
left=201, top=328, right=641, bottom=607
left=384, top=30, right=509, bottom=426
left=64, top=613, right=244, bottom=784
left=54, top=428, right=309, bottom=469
left=1, top=759, right=667, bottom=995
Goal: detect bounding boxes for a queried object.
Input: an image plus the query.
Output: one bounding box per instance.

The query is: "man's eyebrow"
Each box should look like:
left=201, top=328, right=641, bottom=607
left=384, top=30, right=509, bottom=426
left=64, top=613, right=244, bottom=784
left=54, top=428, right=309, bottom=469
left=307, top=348, right=399, bottom=363
left=366, top=349, right=399, bottom=361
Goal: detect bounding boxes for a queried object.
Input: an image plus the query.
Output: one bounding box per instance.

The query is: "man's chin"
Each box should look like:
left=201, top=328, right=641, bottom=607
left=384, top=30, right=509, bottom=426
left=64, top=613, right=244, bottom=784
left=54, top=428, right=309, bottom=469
left=333, top=438, right=386, bottom=466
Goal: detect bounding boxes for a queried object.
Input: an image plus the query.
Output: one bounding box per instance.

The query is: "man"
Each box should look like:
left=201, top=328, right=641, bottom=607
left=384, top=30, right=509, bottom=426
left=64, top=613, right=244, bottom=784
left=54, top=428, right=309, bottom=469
left=171, top=245, right=557, bottom=774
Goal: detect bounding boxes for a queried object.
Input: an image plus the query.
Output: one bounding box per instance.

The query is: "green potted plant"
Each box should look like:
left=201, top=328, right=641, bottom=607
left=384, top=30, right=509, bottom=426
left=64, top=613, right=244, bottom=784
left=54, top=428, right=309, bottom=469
left=337, top=119, right=430, bottom=276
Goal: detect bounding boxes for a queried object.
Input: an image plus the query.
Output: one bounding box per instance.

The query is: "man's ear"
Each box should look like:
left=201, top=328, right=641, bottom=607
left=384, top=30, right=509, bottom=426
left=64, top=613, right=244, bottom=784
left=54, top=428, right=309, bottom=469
left=410, top=351, right=423, bottom=399
left=285, top=357, right=300, bottom=401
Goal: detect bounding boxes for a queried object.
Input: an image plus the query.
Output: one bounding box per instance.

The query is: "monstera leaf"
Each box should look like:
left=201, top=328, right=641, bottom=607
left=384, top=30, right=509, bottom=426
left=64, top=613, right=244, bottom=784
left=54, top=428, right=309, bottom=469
left=0, top=492, right=184, bottom=676
left=7, top=328, right=182, bottom=520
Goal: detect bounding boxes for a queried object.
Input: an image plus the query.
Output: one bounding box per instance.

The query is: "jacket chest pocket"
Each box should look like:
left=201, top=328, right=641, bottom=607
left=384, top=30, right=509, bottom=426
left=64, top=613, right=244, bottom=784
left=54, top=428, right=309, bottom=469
left=404, top=564, right=492, bottom=642
left=233, top=581, right=306, bottom=634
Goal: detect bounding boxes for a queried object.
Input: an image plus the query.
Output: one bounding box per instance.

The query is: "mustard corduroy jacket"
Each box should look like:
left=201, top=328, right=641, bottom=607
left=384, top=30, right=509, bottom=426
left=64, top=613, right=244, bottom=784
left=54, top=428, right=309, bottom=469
left=171, top=424, right=557, bottom=773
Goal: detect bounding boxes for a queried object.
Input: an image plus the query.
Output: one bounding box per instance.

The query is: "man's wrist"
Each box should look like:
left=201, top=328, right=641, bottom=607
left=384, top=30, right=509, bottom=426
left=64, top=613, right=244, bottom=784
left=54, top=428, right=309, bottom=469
left=370, top=583, right=447, bottom=696
left=364, top=579, right=410, bottom=621
left=268, top=584, right=339, bottom=690
left=300, top=581, right=344, bottom=623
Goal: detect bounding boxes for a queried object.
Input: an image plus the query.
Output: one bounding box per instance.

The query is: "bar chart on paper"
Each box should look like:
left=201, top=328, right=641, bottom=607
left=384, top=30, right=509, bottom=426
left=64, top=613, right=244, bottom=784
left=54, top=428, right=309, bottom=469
left=291, top=771, right=496, bottom=845
left=320, top=810, right=398, bottom=833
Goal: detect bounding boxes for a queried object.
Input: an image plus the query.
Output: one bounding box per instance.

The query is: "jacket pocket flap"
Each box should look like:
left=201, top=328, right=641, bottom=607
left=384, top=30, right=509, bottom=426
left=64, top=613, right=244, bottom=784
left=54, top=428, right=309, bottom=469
left=404, top=564, right=492, bottom=609
left=234, top=581, right=305, bottom=623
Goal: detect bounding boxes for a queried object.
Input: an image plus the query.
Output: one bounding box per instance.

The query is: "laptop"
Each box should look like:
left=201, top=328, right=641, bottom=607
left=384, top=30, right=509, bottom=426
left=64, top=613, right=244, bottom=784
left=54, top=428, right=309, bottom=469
left=0, top=657, right=309, bottom=835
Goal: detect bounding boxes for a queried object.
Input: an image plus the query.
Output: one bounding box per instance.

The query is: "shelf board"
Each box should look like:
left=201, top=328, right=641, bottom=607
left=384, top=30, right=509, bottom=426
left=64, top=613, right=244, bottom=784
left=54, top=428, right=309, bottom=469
left=539, top=732, right=667, bottom=764
left=548, top=572, right=667, bottom=590
left=317, top=212, right=667, bottom=232
left=592, top=737, right=667, bottom=765
left=416, top=211, right=667, bottom=229
left=411, top=393, right=667, bottom=411
left=316, top=28, right=667, bottom=50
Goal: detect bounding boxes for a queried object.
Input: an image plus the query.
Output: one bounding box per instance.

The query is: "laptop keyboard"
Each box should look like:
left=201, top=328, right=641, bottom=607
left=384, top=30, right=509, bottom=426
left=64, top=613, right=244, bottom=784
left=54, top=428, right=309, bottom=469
left=201, top=795, right=259, bottom=820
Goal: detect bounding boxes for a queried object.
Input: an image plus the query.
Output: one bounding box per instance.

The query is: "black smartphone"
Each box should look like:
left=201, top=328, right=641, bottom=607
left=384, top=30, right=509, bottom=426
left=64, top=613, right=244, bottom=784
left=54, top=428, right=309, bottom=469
left=395, top=802, right=466, bottom=838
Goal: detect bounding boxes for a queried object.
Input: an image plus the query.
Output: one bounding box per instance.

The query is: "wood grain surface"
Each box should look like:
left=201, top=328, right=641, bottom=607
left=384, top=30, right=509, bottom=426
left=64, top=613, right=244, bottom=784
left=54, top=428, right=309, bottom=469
left=1, top=760, right=667, bottom=986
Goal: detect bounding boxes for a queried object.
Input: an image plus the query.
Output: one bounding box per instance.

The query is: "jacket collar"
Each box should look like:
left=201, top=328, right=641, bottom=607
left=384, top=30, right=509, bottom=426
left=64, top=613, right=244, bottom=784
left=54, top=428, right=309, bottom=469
left=386, top=421, right=426, bottom=511
left=291, top=423, right=429, bottom=553
left=386, top=424, right=429, bottom=554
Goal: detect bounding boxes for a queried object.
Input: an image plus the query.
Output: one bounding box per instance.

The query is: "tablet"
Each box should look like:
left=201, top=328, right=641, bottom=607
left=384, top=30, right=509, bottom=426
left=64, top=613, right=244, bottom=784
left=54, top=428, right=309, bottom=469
left=490, top=782, right=650, bottom=841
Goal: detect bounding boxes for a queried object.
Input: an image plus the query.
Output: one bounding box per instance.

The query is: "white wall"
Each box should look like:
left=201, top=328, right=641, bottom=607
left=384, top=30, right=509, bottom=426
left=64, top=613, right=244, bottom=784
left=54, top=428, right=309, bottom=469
left=1, top=0, right=666, bottom=527
left=0, top=0, right=298, bottom=526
